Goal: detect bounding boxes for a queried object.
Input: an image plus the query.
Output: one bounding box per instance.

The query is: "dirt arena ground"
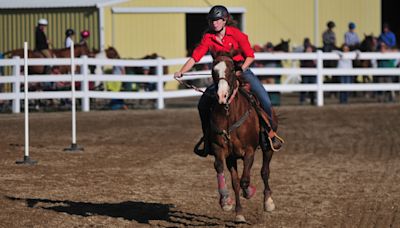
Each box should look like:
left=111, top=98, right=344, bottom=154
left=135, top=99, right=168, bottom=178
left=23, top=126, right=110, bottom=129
left=0, top=102, right=399, bottom=227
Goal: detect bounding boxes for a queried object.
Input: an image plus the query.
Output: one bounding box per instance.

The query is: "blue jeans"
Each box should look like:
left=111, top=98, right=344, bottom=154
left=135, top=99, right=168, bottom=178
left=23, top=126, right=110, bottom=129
left=241, top=69, right=273, bottom=121
left=339, top=75, right=352, bottom=104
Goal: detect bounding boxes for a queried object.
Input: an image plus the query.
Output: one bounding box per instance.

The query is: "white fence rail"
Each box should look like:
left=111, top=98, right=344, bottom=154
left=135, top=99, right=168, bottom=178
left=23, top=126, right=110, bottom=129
left=0, top=51, right=399, bottom=113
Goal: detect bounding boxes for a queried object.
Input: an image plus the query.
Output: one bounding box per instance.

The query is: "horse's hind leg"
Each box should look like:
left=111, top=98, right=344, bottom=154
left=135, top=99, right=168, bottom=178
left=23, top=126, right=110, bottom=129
left=261, top=137, right=275, bottom=212
left=241, top=150, right=256, bottom=200
left=226, top=157, right=246, bottom=223
left=214, top=154, right=233, bottom=212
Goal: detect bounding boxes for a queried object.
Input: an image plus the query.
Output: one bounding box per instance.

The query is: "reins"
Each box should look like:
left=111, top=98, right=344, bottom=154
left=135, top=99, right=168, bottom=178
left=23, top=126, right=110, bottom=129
left=174, top=73, right=212, bottom=94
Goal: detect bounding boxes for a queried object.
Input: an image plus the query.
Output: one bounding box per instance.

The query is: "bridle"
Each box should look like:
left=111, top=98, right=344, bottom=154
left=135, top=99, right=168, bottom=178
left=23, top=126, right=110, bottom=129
left=212, top=56, right=239, bottom=108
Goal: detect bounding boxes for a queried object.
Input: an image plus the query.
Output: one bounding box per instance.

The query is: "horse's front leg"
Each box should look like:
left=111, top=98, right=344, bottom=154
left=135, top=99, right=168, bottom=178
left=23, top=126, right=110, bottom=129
left=261, top=146, right=275, bottom=212
left=241, top=149, right=256, bottom=200
left=214, top=151, right=233, bottom=212
left=226, top=156, right=246, bottom=223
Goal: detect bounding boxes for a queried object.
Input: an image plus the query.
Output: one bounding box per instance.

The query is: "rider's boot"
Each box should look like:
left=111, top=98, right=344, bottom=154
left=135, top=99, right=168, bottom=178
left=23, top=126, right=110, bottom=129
left=195, top=89, right=215, bottom=157
left=194, top=134, right=212, bottom=157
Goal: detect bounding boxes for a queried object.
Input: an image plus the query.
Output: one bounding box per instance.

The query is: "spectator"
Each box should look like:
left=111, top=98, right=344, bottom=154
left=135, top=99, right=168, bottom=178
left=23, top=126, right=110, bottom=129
left=379, top=23, right=397, bottom=48
left=376, top=42, right=396, bottom=102
left=344, top=22, right=360, bottom=50
left=322, top=21, right=337, bottom=52
left=142, top=66, right=156, bottom=91
left=65, top=29, right=75, bottom=48
left=262, top=42, right=282, bottom=106
left=252, top=44, right=265, bottom=68
left=299, top=39, right=317, bottom=105
left=108, top=64, right=127, bottom=110
left=334, top=44, right=353, bottom=104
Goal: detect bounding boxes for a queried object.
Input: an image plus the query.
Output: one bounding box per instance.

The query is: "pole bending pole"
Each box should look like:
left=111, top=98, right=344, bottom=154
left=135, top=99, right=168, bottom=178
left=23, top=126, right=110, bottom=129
left=64, top=42, right=83, bottom=152
left=16, top=42, right=37, bottom=165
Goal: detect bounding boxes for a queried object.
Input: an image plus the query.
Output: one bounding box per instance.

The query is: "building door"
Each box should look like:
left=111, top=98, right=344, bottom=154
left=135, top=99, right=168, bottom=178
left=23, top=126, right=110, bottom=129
left=382, top=0, right=399, bottom=47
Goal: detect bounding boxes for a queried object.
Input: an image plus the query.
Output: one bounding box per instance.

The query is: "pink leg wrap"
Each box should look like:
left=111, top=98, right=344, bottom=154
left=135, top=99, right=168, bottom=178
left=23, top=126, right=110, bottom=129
left=217, top=173, right=228, bottom=196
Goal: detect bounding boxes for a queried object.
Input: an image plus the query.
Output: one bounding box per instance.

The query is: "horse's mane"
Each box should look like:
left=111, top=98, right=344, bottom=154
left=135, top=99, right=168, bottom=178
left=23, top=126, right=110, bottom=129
left=211, top=49, right=240, bottom=60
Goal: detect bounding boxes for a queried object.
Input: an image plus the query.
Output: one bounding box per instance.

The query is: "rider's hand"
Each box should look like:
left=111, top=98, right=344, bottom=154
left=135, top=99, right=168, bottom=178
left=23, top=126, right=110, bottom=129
left=174, top=72, right=183, bottom=78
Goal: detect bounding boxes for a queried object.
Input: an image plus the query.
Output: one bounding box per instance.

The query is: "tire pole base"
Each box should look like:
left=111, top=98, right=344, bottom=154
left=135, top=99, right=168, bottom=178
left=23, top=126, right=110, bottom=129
left=16, top=156, right=37, bottom=165
left=64, top=143, right=84, bottom=152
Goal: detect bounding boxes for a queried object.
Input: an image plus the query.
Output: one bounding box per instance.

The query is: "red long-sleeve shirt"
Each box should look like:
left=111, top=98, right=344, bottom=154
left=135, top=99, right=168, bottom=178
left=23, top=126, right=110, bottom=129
left=191, top=26, right=255, bottom=62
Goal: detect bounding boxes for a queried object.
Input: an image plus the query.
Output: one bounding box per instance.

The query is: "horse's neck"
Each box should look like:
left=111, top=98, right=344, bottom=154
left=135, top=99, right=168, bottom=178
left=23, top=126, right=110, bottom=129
left=213, top=88, right=249, bottom=119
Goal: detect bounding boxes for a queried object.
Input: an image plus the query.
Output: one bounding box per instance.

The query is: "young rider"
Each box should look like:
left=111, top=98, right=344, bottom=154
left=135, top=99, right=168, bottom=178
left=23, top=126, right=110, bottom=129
left=174, top=5, right=283, bottom=157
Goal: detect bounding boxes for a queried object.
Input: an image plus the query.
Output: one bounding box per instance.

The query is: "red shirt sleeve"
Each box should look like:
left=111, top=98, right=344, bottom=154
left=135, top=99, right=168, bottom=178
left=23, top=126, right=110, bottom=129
left=233, top=28, right=255, bottom=58
left=191, top=34, right=211, bottom=62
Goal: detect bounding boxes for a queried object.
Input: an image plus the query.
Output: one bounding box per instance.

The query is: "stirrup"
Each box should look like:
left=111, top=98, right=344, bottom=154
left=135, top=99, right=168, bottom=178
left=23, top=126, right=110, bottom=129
left=268, top=134, right=285, bottom=152
left=193, top=137, right=209, bottom=157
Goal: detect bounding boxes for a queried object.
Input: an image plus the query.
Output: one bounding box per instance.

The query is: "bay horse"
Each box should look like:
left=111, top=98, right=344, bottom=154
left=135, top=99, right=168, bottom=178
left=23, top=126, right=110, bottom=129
left=3, top=49, right=51, bottom=74
left=209, top=51, right=278, bottom=222
left=3, top=44, right=92, bottom=74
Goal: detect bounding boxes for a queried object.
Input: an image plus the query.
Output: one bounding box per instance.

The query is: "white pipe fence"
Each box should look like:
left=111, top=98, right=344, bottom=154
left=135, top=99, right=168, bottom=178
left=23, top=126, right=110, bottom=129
left=0, top=51, right=399, bottom=113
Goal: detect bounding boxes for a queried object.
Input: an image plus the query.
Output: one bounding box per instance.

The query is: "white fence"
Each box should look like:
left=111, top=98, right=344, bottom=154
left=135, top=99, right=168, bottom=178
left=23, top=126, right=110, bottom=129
left=0, top=50, right=399, bottom=113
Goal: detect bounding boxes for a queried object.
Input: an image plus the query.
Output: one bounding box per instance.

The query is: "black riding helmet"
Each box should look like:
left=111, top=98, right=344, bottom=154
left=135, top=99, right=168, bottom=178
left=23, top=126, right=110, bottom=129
left=65, top=29, right=75, bottom=37
left=207, top=5, right=229, bottom=21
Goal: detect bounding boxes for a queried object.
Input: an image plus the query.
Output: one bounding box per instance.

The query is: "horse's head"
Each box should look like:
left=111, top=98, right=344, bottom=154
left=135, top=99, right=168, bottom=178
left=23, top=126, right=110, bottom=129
left=360, top=34, right=377, bottom=52
left=211, top=51, right=237, bottom=104
left=274, top=39, right=290, bottom=52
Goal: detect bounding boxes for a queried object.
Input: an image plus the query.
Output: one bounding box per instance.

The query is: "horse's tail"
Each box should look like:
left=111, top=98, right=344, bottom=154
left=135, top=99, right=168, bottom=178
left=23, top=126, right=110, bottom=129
left=2, top=50, right=13, bottom=57
left=2, top=49, right=24, bottom=58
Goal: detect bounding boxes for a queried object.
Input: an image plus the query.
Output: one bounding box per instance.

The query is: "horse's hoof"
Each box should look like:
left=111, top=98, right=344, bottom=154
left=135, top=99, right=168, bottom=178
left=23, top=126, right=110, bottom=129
left=264, top=197, right=275, bottom=212
left=220, top=196, right=234, bottom=211
left=235, top=214, right=246, bottom=223
left=243, top=185, right=256, bottom=199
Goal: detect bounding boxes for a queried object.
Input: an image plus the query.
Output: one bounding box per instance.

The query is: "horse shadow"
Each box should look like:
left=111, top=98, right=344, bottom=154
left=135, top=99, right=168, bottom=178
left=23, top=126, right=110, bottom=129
left=6, top=196, right=237, bottom=227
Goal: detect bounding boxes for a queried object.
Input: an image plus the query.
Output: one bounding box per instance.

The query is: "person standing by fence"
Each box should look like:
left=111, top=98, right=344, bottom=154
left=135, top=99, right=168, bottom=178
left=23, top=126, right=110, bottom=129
left=335, top=44, right=354, bottom=104
left=299, top=39, right=317, bottom=105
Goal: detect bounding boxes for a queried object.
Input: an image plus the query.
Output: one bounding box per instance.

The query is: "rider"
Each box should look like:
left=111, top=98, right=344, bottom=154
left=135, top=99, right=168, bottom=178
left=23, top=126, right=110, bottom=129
left=79, top=30, right=90, bottom=47
left=174, top=5, right=283, bottom=157
left=35, top=18, right=52, bottom=58
left=65, top=29, right=75, bottom=48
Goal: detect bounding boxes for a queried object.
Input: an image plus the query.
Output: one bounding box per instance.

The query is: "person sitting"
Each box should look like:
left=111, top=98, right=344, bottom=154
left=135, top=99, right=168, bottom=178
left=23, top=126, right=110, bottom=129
left=174, top=5, right=283, bottom=157
left=65, top=29, right=75, bottom=48
left=79, top=30, right=90, bottom=47
left=322, top=21, right=337, bottom=52
left=35, top=18, right=52, bottom=58
left=379, top=23, right=397, bottom=49
left=344, top=22, right=360, bottom=50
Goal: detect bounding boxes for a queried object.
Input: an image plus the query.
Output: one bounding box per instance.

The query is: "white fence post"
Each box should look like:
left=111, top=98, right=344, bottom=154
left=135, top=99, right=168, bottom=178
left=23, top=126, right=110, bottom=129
left=156, top=57, right=165, bottom=109
left=316, top=50, right=324, bottom=106
left=12, top=56, right=21, bottom=113
left=81, top=55, right=90, bottom=112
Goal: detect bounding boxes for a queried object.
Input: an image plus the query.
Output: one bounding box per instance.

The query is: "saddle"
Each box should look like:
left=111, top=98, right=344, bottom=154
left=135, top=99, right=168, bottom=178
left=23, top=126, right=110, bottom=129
left=237, top=84, right=284, bottom=151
